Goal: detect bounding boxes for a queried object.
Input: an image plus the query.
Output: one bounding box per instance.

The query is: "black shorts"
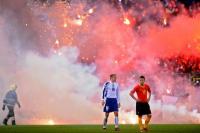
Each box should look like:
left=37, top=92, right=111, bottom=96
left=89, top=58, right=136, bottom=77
left=136, top=102, right=151, bottom=116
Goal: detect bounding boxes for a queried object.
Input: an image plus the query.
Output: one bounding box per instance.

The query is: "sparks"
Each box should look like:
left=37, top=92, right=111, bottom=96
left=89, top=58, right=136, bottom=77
left=63, top=23, right=68, bottom=28
left=163, top=18, right=168, bottom=26
left=55, top=40, right=59, bottom=45
left=123, top=18, right=131, bottom=25
left=88, top=8, right=94, bottom=14
left=73, top=19, right=83, bottom=26
left=167, top=89, right=171, bottom=94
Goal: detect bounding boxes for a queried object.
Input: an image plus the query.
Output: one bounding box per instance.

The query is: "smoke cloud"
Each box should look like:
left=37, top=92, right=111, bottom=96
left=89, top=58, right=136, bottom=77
left=0, top=0, right=200, bottom=124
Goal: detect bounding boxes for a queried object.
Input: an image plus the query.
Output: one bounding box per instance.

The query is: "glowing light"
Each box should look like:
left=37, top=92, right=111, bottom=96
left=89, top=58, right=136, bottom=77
left=123, top=18, right=131, bottom=25
left=47, top=119, right=55, bottom=125
left=167, top=89, right=171, bottom=94
left=129, top=117, right=137, bottom=124
left=74, top=19, right=83, bottom=26
left=163, top=18, right=168, bottom=26
left=55, top=40, right=59, bottom=45
left=88, top=8, right=94, bottom=14
left=121, top=120, right=126, bottom=124
left=63, top=23, right=68, bottom=28
left=77, top=15, right=81, bottom=19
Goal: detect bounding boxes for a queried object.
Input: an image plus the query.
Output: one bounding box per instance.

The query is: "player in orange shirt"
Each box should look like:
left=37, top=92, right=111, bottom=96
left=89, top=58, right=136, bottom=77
left=129, top=76, right=152, bottom=132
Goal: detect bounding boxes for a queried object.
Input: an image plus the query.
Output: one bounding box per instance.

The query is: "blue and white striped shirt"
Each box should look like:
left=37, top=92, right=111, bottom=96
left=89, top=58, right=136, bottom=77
left=102, top=81, right=120, bottom=103
left=3, top=90, right=19, bottom=107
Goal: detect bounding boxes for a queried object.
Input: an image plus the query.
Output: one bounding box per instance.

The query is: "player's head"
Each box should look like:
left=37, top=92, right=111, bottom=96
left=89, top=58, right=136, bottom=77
left=10, top=84, right=17, bottom=91
left=110, top=74, right=117, bottom=82
left=139, top=75, right=145, bottom=85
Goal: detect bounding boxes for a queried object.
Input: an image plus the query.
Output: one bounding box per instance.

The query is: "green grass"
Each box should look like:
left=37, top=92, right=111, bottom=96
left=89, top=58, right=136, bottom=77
left=0, top=124, right=200, bottom=133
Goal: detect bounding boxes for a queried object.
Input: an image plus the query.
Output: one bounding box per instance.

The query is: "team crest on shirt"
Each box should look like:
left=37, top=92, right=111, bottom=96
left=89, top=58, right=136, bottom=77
left=142, top=90, right=146, bottom=95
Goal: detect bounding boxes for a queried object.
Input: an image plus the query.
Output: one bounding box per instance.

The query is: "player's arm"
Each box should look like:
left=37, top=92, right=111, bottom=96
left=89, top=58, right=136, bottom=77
left=147, top=86, right=151, bottom=102
left=2, top=92, right=8, bottom=111
left=15, top=92, right=21, bottom=108
left=102, top=82, right=108, bottom=106
left=17, top=100, right=21, bottom=108
left=2, top=102, right=5, bottom=111
left=2, top=95, right=7, bottom=111
left=117, top=85, right=120, bottom=108
left=129, top=88, right=137, bottom=101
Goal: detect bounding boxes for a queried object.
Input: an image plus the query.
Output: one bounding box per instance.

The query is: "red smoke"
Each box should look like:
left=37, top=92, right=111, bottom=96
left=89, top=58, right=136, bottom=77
left=1, top=0, right=200, bottom=124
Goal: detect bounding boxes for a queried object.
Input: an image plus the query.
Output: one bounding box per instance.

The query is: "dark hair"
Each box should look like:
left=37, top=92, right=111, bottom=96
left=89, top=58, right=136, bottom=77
left=140, top=75, right=145, bottom=80
left=110, top=74, right=116, bottom=78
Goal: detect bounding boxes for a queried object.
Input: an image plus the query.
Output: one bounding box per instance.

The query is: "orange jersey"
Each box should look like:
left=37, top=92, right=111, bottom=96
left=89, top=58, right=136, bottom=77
left=130, top=84, right=151, bottom=102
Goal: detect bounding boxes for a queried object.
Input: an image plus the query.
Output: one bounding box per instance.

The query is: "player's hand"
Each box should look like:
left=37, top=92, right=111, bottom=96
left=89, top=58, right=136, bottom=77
left=137, top=99, right=142, bottom=102
left=136, top=99, right=140, bottom=102
left=102, top=101, right=105, bottom=106
left=118, top=103, right=121, bottom=108
left=147, top=98, right=150, bottom=103
left=2, top=105, right=5, bottom=111
left=17, top=102, right=21, bottom=108
left=130, top=95, right=137, bottom=102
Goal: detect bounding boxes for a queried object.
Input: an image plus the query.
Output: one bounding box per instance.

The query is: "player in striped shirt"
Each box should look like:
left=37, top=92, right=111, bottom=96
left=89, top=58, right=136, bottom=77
left=102, top=74, right=120, bottom=131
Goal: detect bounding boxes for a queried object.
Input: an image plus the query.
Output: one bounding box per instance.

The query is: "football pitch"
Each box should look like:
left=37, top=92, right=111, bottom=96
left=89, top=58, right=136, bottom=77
left=0, top=124, right=200, bottom=133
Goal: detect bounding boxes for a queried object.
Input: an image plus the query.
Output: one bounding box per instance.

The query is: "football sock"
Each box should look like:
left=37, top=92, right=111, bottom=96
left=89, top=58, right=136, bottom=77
left=12, top=120, right=16, bottom=125
left=103, top=117, right=108, bottom=127
left=138, top=117, right=143, bottom=130
left=144, top=115, right=151, bottom=128
left=114, top=117, right=119, bottom=128
left=3, top=118, right=8, bottom=125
